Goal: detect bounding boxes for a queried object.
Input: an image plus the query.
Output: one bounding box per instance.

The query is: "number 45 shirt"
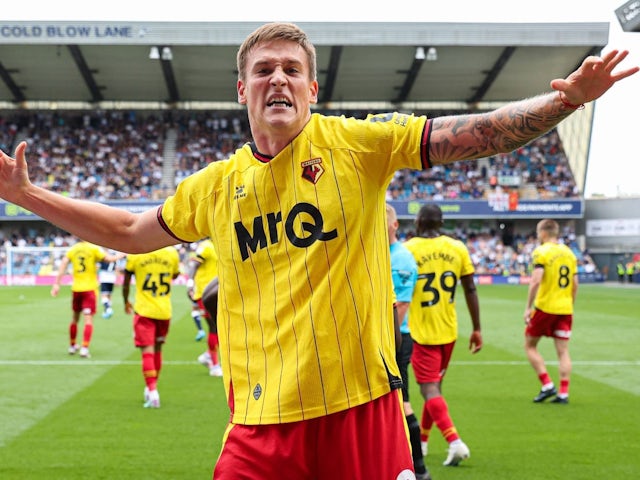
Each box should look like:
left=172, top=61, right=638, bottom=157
left=124, top=246, right=181, bottom=320
left=404, top=235, right=475, bottom=346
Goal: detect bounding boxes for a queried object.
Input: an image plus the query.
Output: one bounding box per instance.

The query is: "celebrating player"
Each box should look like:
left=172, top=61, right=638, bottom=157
left=0, top=22, right=636, bottom=480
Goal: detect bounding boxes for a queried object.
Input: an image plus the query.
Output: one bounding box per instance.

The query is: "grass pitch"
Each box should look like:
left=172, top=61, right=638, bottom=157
left=0, top=283, right=638, bottom=479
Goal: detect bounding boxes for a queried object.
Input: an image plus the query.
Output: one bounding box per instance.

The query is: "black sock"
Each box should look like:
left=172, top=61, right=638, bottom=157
left=406, top=413, right=424, bottom=463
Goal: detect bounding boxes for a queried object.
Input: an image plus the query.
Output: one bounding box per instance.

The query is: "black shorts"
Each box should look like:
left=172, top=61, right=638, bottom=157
left=396, top=332, right=414, bottom=402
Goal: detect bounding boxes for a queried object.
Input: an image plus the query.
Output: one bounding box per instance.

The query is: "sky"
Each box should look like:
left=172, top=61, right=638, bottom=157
left=4, top=0, right=640, bottom=197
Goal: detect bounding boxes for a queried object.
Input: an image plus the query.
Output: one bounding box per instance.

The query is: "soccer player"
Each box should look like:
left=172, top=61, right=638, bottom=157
left=0, top=22, right=636, bottom=479
left=187, top=238, right=222, bottom=377
left=98, top=249, right=122, bottom=319
left=404, top=203, right=483, bottom=467
left=387, top=204, right=429, bottom=479
left=122, top=246, right=181, bottom=408
left=524, top=219, right=578, bottom=404
left=186, top=245, right=207, bottom=341
left=51, top=238, right=121, bottom=358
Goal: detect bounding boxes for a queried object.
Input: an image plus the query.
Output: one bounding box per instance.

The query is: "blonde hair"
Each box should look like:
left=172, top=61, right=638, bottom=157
left=237, top=22, right=317, bottom=82
left=537, top=219, right=559, bottom=238
left=386, top=203, right=398, bottom=224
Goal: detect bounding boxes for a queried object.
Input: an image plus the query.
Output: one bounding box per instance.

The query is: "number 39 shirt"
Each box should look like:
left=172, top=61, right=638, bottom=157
left=404, top=235, right=475, bottom=346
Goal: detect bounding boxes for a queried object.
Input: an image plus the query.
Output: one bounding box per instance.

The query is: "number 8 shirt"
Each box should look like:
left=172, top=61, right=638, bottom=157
left=530, top=241, right=577, bottom=315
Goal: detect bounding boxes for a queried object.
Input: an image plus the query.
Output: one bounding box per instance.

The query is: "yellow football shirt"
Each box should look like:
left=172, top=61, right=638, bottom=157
left=124, top=246, right=180, bottom=320
left=66, top=241, right=106, bottom=293
left=193, top=239, right=218, bottom=301
left=532, top=242, right=577, bottom=315
left=159, top=112, right=430, bottom=424
left=404, top=235, right=475, bottom=345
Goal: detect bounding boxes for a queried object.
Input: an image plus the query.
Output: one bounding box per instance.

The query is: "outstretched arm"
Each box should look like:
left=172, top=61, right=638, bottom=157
left=0, top=141, right=176, bottom=253
left=429, top=50, right=639, bottom=165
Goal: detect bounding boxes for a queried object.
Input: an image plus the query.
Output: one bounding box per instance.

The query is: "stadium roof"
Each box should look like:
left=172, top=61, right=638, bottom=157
left=0, top=20, right=610, bottom=110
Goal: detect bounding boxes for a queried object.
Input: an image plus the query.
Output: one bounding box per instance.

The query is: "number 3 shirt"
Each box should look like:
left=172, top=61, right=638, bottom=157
left=404, top=235, right=475, bottom=345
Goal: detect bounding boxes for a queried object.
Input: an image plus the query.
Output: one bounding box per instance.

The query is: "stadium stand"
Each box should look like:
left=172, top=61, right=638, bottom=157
left=0, top=111, right=577, bottom=202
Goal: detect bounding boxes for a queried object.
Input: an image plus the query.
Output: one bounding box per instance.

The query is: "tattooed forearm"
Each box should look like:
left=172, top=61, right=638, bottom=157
left=429, top=92, right=576, bottom=165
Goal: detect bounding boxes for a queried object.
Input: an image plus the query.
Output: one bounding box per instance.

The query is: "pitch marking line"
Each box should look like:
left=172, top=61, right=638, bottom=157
left=0, top=360, right=638, bottom=366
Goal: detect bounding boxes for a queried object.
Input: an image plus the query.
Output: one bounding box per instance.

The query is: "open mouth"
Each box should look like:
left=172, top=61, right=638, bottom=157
left=267, top=97, right=292, bottom=107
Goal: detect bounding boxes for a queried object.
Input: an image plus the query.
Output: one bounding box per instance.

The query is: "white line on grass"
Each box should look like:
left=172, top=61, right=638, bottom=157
left=0, top=360, right=638, bottom=366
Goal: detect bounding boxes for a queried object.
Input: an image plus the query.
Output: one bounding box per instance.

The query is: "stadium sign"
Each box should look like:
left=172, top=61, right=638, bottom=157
left=389, top=199, right=583, bottom=219
left=0, top=201, right=162, bottom=220
left=0, top=199, right=583, bottom=221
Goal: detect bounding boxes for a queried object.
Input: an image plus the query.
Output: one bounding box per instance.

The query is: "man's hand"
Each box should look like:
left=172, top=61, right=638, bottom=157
left=524, top=308, right=532, bottom=325
left=0, top=141, right=31, bottom=203
left=469, top=330, right=483, bottom=354
left=551, top=50, right=639, bottom=106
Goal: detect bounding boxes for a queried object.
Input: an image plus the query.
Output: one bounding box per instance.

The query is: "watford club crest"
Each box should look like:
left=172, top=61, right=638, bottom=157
left=301, top=158, right=325, bottom=184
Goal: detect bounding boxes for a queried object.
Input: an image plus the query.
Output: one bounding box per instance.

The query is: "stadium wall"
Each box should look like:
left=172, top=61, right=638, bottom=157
left=578, top=197, right=640, bottom=281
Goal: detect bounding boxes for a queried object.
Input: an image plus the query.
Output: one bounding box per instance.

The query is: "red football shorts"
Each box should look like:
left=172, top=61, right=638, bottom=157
left=196, top=298, right=211, bottom=320
left=133, top=314, right=170, bottom=347
left=72, top=290, right=97, bottom=315
left=526, top=309, right=572, bottom=339
left=411, top=341, right=456, bottom=384
left=212, top=390, right=414, bottom=479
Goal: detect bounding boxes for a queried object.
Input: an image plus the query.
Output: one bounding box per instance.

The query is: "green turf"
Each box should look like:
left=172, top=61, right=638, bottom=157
left=0, top=283, right=638, bottom=479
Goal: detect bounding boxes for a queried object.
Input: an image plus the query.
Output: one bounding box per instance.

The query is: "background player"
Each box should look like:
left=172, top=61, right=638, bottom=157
left=405, top=203, right=483, bottom=467
left=98, top=249, right=123, bottom=319
left=186, top=244, right=206, bottom=341
left=122, top=245, right=181, bottom=408
left=186, top=238, right=221, bottom=377
left=524, top=219, right=578, bottom=404
left=51, top=237, right=121, bottom=358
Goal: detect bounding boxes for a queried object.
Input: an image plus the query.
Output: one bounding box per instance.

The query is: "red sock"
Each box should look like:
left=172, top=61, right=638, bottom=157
left=154, top=351, right=162, bottom=378
left=69, top=323, right=78, bottom=345
left=208, top=333, right=219, bottom=365
left=426, top=396, right=459, bottom=443
left=82, top=323, right=93, bottom=347
left=539, top=372, right=553, bottom=388
left=420, top=401, right=433, bottom=443
left=142, top=352, right=157, bottom=390
left=559, top=379, right=569, bottom=396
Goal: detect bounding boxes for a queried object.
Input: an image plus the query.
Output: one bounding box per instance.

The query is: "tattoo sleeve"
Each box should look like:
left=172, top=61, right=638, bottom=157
left=428, top=92, right=576, bottom=165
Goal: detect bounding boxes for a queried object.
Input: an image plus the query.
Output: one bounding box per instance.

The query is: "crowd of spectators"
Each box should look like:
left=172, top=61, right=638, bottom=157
left=0, top=225, right=202, bottom=277
left=1, top=109, right=577, bottom=202
left=4, top=111, right=168, bottom=201
left=0, top=108, right=587, bottom=277
left=386, top=129, right=578, bottom=202
left=398, top=224, right=598, bottom=276
left=173, top=112, right=251, bottom=185
left=0, top=220, right=599, bottom=278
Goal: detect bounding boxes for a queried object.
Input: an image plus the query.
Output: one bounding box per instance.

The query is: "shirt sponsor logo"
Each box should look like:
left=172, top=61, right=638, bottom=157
left=234, top=202, right=338, bottom=261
